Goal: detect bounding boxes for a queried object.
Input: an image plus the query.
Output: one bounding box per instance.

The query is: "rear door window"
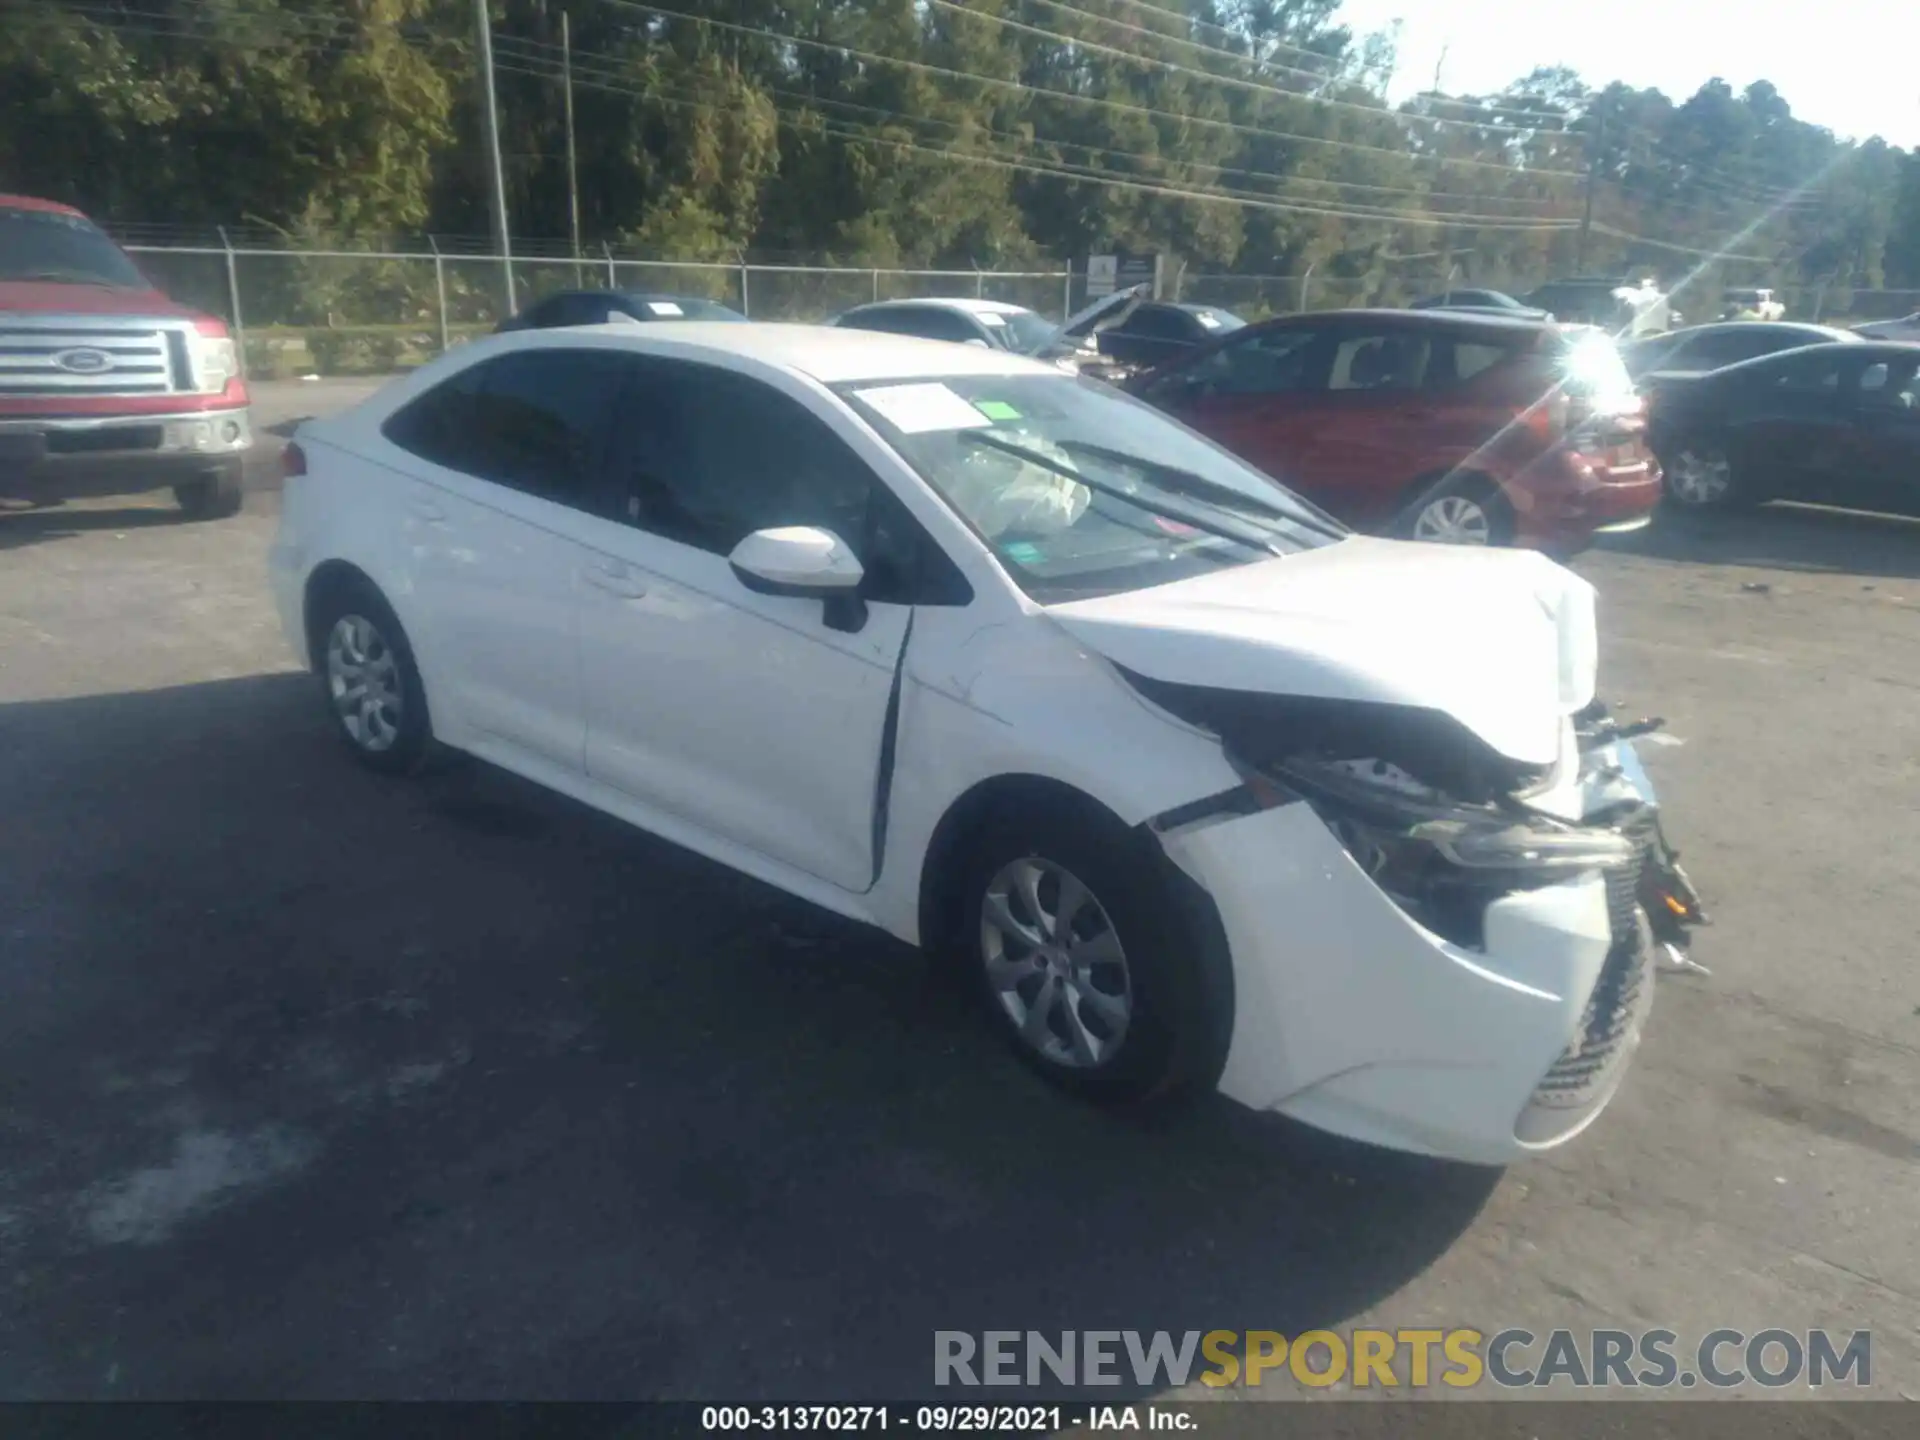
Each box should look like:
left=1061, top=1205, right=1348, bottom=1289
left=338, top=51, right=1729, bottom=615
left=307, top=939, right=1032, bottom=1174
left=1327, top=331, right=1431, bottom=391
left=384, top=349, right=628, bottom=511
left=1172, top=327, right=1323, bottom=397
left=1688, top=331, right=1778, bottom=369
left=1425, top=338, right=1514, bottom=388
left=845, top=307, right=981, bottom=345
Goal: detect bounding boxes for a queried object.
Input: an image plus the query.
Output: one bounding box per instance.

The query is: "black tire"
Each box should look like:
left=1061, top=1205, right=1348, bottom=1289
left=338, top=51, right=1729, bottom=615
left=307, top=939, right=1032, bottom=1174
left=307, top=578, right=433, bottom=774
left=173, top=466, right=245, bottom=520
left=1392, top=474, right=1515, bottom=546
left=1659, top=437, right=1751, bottom=511
left=954, top=806, right=1231, bottom=1105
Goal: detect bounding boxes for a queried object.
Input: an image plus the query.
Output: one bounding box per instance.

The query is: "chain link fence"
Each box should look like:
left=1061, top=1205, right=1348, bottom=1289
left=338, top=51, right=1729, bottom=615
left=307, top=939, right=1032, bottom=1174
left=115, top=236, right=1920, bottom=380
left=119, top=239, right=1077, bottom=380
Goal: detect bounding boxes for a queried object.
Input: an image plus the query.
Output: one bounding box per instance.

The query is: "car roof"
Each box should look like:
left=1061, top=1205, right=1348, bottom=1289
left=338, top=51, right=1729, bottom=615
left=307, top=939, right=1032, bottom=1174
left=1711, top=340, right=1920, bottom=370
left=1652, top=322, right=1855, bottom=340
left=0, top=194, right=88, bottom=217
left=1259, top=307, right=1553, bottom=336
left=533, top=289, right=729, bottom=304
left=842, top=297, right=1035, bottom=318
left=483, top=320, right=1059, bottom=384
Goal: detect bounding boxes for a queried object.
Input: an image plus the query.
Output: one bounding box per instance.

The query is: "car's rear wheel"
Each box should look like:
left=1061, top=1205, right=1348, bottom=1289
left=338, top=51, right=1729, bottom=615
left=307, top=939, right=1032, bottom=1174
left=310, top=580, right=432, bottom=773
left=1661, top=441, right=1743, bottom=510
left=957, top=808, right=1228, bottom=1104
left=1398, top=476, right=1514, bottom=546
left=173, top=467, right=244, bottom=521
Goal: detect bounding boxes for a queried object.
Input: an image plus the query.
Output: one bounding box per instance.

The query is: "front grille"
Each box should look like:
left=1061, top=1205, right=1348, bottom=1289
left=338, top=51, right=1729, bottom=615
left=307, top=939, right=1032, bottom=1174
left=0, top=320, right=182, bottom=397
left=1514, top=826, right=1658, bottom=1143
left=45, top=425, right=164, bottom=455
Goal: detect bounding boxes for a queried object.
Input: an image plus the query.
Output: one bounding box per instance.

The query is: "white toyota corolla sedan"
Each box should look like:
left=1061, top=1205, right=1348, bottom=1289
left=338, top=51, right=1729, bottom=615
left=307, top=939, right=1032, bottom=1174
left=270, top=321, right=1703, bottom=1165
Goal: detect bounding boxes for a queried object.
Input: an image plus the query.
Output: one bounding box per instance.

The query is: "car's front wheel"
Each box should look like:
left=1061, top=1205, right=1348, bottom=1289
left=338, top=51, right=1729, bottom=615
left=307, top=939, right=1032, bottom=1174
left=310, top=580, right=432, bottom=773
left=958, top=808, right=1229, bottom=1104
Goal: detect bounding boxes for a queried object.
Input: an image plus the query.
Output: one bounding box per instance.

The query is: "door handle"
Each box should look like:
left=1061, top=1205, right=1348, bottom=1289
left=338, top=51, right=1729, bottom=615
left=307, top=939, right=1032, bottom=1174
left=407, top=496, right=447, bottom=522
left=583, top=561, right=648, bottom=599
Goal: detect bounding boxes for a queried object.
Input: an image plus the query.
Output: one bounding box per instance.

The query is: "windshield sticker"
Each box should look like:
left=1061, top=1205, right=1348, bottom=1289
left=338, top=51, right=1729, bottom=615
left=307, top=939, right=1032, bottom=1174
left=853, top=382, right=994, bottom=434
left=974, top=400, right=1022, bottom=421
left=976, top=312, right=1006, bottom=326
left=645, top=301, right=684, bottom=316
left=1002, top=541, right=1046, bottom=565
left=1195, top=313, right=1221, bottom=328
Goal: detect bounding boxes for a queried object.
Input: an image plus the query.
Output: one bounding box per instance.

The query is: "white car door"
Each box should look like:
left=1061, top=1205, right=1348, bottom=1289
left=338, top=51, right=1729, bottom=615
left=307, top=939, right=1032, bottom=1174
left=378, top=347, right=628, bottom=771
left=575, top=356, right=954, bottom=893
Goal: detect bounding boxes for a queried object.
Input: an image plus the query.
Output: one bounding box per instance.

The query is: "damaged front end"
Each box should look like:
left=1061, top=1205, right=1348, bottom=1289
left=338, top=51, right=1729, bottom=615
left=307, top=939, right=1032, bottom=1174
left=1130, top=671, right=1704, bottom=966
left=1134, top=674, right=1709, bottom=1146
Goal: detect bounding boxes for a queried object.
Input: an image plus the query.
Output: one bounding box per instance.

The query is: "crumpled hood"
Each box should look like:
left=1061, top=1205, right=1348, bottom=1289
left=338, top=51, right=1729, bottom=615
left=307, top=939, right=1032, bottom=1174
left=1047, top=537, right=1598, bottom=766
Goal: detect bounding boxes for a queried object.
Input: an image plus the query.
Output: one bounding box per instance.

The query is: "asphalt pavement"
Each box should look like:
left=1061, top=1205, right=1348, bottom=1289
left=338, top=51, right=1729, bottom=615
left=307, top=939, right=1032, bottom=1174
left=0, top=405, right=1917, bottom=1400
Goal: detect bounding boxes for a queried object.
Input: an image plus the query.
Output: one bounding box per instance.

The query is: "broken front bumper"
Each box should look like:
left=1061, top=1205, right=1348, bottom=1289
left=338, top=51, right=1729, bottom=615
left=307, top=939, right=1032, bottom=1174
left=1159, top=736, right=1682, bottom=1166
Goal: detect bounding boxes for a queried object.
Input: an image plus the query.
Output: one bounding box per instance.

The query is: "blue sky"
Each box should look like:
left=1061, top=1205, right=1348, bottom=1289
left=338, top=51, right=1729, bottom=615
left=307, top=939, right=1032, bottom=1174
left=1337, top=1, right=1919, bottom=148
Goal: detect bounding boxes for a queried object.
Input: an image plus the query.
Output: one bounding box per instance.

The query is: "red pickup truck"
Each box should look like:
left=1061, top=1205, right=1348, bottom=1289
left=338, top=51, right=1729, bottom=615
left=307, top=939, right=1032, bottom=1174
left=0, top=194, right=251, bottom=518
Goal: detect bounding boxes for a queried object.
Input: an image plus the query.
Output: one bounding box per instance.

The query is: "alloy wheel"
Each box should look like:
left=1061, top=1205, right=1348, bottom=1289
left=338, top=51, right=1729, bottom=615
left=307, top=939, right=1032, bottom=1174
left=1667, top=448, right=1732, bottom=506
left=325, top=613, right=404, bottom=753
left=1413, top=493, right=1494, bottom=545
left=980, top=857, right=1132, bottom=1069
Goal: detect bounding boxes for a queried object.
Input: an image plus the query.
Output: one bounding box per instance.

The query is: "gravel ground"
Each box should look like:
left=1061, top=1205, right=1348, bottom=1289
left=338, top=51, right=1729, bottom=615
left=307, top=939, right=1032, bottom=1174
left=1, top=400, right=1916, bottom=1401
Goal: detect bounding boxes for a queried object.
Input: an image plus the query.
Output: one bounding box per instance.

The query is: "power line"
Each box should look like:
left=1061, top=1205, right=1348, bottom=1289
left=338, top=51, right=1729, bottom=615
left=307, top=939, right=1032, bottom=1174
left=493, top=56, right=1577, bottom=231
left=929, top=1, right=1567, bottom=139
left=600, top=0, right=1588, bottom=179
left=1092, top=0, right=1344, bottom=71
left=1011, top=0, right=1348, bottom=96
left=504, top=31, right=1573, bottom=215
left=1029, top=0, right=1587, bottom=128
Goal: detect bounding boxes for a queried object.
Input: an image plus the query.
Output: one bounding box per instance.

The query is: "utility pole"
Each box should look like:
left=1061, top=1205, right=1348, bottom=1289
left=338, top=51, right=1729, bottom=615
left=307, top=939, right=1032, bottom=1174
left=562, top=10, right=582, bottom=283
left=1577, top=95, right=1607, bottom=275
left=474, top=0, right=516, bottom=315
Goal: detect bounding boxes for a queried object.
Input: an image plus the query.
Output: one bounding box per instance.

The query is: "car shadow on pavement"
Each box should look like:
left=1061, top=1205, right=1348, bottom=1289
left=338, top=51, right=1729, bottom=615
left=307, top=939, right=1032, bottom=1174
left=0, top=502, right=193, bottom=551
left=0, top=673, right=1500, bottom=1402
left=1595, top=502, right=1920, bottom=579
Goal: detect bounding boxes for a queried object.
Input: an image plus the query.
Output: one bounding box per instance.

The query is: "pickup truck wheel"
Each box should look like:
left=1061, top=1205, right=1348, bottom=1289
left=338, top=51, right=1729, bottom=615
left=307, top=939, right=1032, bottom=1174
left=173, top=468, right=244, bottom=521
left=959, top=809, right=1228, bottom=1105
left=311, top=581, right=432, bottom=774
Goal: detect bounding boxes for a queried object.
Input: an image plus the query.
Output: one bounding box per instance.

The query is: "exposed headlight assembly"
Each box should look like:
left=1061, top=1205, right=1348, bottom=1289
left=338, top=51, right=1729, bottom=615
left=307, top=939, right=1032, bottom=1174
left=1261, top=755, right=1637, bottom=948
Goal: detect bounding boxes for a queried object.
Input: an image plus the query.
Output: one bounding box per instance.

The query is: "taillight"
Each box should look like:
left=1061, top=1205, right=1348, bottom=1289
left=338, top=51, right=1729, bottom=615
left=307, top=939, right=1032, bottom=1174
left=282, top=441, right=308, bottom=479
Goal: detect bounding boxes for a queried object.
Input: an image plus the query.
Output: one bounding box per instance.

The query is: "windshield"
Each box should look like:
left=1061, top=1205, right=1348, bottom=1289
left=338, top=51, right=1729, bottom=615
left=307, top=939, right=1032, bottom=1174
left=1192, top=309, right=1246, bottom=333
left=835, top=372, right=1342, bottom=602
left=0, top=208, right=148, bottom=287
left=995, top=309, right=1059, bottom=354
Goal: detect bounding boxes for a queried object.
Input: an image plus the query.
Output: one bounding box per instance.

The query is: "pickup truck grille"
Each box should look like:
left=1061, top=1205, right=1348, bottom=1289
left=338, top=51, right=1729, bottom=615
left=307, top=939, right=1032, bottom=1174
left=0, top=318, right=190, bottom=397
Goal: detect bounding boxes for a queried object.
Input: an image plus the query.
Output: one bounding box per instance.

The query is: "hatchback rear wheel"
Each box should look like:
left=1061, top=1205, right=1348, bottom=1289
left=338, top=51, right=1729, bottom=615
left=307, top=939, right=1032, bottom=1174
left=1398, top=477, right=1514, bottom=546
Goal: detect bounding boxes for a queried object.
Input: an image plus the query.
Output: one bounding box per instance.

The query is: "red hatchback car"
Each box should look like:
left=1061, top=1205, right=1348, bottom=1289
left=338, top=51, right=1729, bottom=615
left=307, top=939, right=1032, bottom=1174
left=1126, top=309, right=1661, bottom=552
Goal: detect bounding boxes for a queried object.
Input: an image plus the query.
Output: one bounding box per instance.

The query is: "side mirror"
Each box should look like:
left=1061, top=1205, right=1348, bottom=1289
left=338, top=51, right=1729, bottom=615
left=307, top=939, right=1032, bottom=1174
left=727, top=526, right=869, bottom=632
